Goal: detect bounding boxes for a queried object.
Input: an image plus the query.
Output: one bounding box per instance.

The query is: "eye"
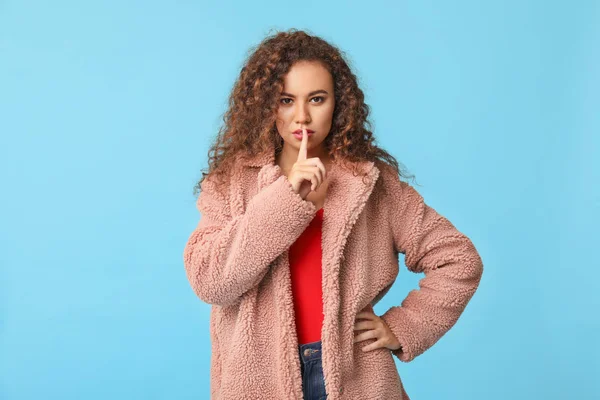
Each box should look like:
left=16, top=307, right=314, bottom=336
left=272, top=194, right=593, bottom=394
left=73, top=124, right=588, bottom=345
left=279, top=96, right=325, bottom=105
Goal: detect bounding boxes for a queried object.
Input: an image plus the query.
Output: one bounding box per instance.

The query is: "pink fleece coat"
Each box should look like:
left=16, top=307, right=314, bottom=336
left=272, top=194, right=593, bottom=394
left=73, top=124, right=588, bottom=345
left=183, top=150, right=483, bottom=399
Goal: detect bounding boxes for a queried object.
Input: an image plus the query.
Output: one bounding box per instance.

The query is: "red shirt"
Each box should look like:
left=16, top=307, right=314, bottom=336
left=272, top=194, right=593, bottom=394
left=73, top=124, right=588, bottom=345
left=288, top=207, right=325, bottom=345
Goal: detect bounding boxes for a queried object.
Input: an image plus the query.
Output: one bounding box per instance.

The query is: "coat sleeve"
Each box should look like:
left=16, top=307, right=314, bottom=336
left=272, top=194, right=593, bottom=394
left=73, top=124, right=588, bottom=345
left=379, top=175, right=484, bottom=363
left=183, top=173, right=317, bottom=307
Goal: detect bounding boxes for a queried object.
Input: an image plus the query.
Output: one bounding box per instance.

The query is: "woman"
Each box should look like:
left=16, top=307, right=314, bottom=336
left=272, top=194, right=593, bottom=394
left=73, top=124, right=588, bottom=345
left=184, top=29, right=483, bottom=400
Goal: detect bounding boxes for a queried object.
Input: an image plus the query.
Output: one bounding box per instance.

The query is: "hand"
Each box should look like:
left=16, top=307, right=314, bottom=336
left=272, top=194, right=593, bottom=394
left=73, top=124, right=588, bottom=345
left=353, top=310, right=402, bottom=353
left=288, top=126, right=327, bottom=200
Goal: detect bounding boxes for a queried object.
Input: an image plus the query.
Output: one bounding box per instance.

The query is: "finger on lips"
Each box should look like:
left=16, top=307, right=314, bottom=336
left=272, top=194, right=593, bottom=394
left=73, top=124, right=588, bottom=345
left=297, top=126, right=308, bottom=162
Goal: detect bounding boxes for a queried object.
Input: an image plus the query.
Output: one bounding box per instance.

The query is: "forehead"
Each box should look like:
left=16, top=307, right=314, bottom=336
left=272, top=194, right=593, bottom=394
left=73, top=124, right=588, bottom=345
left=282, top=61, right=333, bottom=92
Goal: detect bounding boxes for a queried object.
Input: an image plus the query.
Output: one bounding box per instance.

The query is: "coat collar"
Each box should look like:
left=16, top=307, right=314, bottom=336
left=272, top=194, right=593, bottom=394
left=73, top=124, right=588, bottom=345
left=237, top=148, right=381, bottom=383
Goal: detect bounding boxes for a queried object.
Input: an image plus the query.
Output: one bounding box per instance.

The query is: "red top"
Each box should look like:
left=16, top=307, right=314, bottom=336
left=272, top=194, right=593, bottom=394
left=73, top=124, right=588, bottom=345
left=288, top=207, right=325, bottom=345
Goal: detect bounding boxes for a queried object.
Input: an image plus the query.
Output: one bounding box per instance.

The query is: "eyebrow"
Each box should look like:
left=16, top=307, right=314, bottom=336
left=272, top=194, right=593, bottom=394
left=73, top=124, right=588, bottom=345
left=280, top=90, right=329, bottom=97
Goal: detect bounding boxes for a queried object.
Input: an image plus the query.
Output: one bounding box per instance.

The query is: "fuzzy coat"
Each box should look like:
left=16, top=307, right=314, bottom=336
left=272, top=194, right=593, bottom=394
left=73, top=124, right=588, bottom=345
left=183, top=150, right=484, bottom=399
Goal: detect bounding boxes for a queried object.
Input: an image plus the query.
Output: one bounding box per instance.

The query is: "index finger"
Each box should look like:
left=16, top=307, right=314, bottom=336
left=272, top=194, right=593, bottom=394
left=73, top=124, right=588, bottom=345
left=297, top=126, right=308, bottom=161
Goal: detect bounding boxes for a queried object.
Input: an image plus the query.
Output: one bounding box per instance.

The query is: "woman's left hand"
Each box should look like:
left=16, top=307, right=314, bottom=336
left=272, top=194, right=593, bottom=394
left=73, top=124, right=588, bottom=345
left=354, top=310, right=402, bottom=352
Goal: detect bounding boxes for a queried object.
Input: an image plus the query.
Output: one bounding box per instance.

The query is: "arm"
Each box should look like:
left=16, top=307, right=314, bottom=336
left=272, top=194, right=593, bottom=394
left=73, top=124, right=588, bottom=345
left=183, top=173, right=317, bottom=307
left=379, top=175, right=484, bottom=362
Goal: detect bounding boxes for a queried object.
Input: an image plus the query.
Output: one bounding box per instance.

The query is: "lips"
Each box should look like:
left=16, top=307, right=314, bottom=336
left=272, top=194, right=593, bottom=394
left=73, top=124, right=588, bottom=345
left=293, top=129, right=314, bottom=134
left=292, top=131, right=313, bottom=140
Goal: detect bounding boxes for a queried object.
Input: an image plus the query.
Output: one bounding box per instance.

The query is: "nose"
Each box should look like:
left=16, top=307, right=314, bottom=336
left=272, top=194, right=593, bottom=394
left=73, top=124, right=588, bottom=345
left=294, top=102, right=311, bottom=125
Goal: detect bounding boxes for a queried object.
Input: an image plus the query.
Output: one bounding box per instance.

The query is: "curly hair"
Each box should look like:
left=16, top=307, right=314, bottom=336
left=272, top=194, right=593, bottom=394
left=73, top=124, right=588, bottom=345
left=193, top=28, right=416, bottom=196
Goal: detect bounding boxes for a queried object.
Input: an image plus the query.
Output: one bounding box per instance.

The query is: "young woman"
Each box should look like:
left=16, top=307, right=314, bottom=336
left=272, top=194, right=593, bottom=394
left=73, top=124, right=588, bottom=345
left=184, top=29, right=484, bottom=400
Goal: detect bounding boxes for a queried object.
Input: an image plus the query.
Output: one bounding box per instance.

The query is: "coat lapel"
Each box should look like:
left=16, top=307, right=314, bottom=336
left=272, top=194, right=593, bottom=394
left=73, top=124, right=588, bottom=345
left=239, top=150, right=381, bottom=395
left=317, top=159, right=380, bottom=392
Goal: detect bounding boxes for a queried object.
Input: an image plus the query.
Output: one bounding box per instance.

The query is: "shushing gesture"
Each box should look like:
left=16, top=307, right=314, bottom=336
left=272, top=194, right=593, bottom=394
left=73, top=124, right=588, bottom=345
left=287, top=127, right=328, bottom=200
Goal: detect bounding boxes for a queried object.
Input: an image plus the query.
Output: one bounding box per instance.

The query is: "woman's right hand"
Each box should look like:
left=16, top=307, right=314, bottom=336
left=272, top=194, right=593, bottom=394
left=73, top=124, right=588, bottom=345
left=288, top=127, right=327, bottom=200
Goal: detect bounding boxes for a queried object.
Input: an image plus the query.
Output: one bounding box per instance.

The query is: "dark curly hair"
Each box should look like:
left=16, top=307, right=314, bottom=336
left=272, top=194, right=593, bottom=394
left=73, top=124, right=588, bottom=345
left=193, top=28, right=416, bottom=196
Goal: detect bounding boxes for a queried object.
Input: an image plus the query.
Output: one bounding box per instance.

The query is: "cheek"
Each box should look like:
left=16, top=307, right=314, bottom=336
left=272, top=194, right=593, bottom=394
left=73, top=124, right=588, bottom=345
left=275, top=112, right=288, bottom=133
left=277, top=105, right=291, bottom=115
left=317, top=106, right=335, bottom=123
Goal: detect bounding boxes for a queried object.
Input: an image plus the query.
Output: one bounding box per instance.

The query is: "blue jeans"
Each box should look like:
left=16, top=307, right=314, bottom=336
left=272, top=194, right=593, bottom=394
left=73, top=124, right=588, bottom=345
left=298, top=340, right=328, bottom=400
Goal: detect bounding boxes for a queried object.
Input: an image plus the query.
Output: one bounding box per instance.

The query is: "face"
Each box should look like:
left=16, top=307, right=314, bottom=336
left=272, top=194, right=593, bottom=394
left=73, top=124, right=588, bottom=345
left=275, top=60, right=335, bottom=160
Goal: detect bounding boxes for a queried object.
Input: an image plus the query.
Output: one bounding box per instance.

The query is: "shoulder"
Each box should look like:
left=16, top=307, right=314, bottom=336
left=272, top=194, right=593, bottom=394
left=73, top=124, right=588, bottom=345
left=200, top=171, right=230, bottom=198
left=198, top=159, right=263, bottom=213
left=374, top=160, right=410, bottom=195
left=197, top=166, right=237, bottom=217
left=371, top=160, right=424, bottom=215
left=199, top=157, right=245, bottom=197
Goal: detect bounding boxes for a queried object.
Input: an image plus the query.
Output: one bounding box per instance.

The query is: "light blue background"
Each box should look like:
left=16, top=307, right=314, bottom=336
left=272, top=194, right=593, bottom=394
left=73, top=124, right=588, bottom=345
left=1, top=1, right=598, bottom=399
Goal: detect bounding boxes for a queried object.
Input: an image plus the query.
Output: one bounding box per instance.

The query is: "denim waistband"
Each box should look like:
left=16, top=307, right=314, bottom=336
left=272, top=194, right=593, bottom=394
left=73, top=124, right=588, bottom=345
left=298, top=340, right=322, bottom=363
